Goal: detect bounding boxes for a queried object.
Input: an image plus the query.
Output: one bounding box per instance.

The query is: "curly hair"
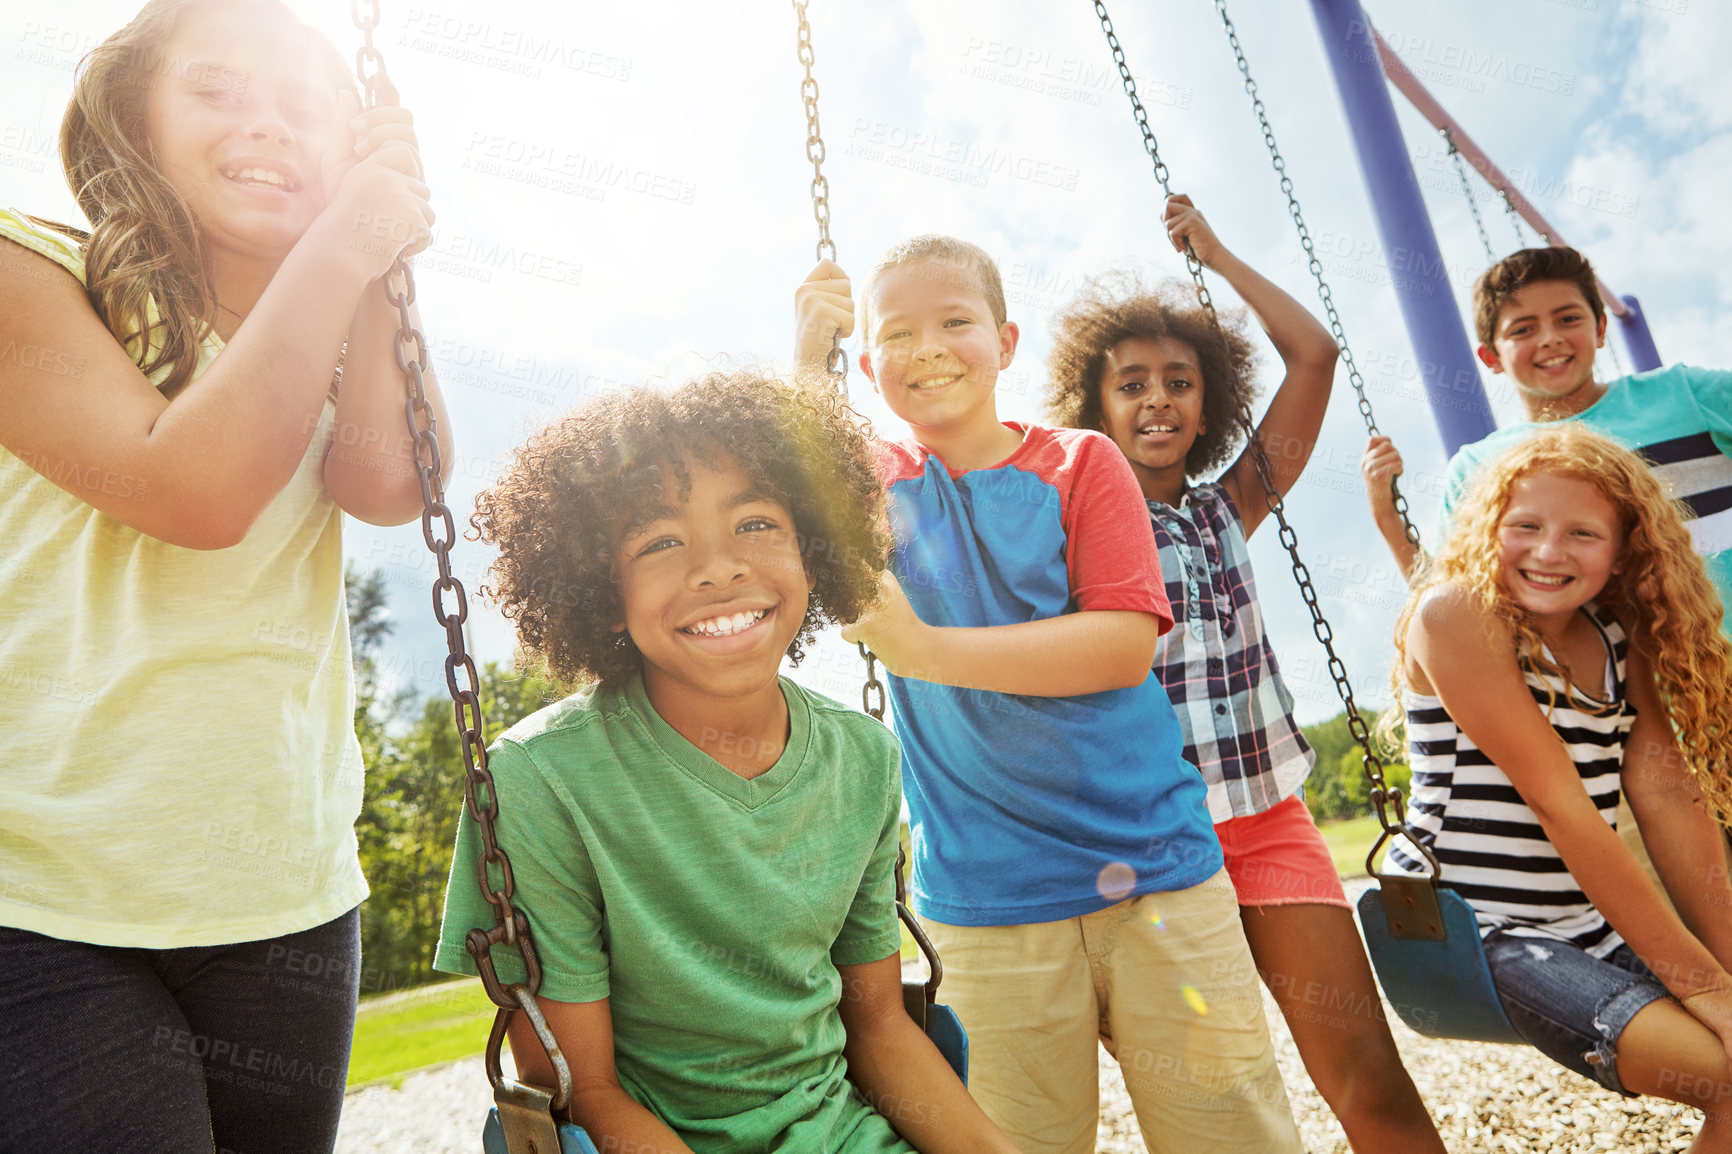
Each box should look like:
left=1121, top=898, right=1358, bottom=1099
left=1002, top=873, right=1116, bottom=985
left=1045, top=272, right=1260, bottom=477
left=472, top=370, right=890, bottom=691
left=53, top=0, right=353, bottom=396
left=1383, top=426, right=1732, bottom=826
left=1471, top=245, right=1605, bottom=348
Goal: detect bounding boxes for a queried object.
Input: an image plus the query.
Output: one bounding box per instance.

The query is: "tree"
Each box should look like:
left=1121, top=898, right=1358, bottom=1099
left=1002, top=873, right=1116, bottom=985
left=1298, top=709, right=1410, bottom=824
left=345, top=565, right=568, bottom=993
left=345, top=563, right=394, bottom=772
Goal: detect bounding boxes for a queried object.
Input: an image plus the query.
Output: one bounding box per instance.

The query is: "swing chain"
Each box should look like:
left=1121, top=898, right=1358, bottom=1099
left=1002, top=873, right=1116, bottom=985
left=1092, top=1, right=1211, bottom=313
left=350, top=0, right=387, bottom=102
left=858, top=642, right=886, bottom=721
left=1443, top=130, right=1497, bottom=266
left=1211, top=0, right=1420, bottom=551
left=793, top=0, right=849, bottom=386
left=1500, top=190, right=1548, bottom=248
left=1095, top=0, right=1411, bottom=843
left=350, top=1, right=558, bottom=1090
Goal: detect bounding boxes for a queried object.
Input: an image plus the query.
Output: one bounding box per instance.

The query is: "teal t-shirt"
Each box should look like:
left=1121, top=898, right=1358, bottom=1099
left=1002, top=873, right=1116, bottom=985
left=435, top=674, right=912, bottom=1153
left=1438, top=364, right=1732, bottom=630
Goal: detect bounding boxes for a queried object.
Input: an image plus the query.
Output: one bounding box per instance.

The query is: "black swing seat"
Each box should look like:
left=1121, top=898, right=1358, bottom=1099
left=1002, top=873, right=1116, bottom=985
left=1356, top=870, right=1524, bottom=1045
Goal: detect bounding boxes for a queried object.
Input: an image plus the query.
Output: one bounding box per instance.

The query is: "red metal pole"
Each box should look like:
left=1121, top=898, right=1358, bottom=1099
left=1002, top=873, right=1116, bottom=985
left=1371, top=29, right=1630, bottom=320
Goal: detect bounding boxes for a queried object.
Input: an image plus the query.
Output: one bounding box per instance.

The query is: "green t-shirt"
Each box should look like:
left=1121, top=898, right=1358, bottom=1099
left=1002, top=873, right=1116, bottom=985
left=436, top=674, right=912, bottom=1153
left=1438, top=364, right=1732, bottom=631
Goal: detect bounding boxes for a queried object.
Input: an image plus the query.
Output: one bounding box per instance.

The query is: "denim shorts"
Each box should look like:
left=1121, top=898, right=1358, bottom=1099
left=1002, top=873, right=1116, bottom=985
left=1484, top=930, right=1670, bottom=1095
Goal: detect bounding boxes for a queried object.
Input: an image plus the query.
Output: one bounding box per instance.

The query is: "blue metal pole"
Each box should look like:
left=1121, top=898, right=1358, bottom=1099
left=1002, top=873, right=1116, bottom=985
left=1616, top=294, right=1662, bottom=373
left=1308, top=0, right=1494, bottom=456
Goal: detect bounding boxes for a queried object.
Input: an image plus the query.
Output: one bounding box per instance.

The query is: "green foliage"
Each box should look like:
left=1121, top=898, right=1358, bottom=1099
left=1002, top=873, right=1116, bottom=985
left=1298, top=709, right=1410, bottom=824
left=346, top=564, right=566, bottom=994
left=346, top=978, right=496, bottom=1086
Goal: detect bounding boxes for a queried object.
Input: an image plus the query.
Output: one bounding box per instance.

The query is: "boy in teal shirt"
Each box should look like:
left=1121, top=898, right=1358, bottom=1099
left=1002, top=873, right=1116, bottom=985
left=1366, top=245, right=1732, bottom=630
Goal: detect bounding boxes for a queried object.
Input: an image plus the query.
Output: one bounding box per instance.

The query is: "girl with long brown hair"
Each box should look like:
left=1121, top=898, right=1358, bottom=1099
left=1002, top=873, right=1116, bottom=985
left=1373, top=425, right=1732, bottom=1152
left=0, top=1, right=444, bottom=1149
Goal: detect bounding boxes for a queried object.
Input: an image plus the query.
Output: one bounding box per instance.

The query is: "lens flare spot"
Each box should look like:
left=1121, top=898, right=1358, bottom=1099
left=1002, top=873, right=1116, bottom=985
left=1180, top=982, right=1208, bottom=1016
left=1145, top=908, right=1166, bottom=932
left=1096, top=862, right=1137, bottom=902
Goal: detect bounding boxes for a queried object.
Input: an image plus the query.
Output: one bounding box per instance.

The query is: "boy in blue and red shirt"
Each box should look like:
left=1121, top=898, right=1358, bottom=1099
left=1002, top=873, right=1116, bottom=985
left=796, top=240, right=1301, bottom=1154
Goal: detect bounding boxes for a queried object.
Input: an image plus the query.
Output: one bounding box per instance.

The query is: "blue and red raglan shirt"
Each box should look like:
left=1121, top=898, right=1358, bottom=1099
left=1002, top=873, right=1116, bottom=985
left=874, top=423, right=1222, bottom=926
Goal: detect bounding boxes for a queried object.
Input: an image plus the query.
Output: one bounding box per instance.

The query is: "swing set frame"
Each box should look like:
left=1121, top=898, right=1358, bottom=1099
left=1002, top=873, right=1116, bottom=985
left=348, top=1, right=1677, bottom=1147
left=1310, top=0, right=1663, bottom=457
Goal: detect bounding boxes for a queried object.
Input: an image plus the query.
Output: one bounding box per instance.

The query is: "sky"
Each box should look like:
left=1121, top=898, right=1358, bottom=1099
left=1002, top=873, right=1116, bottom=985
left=3, top=0, right=1725, bottom=727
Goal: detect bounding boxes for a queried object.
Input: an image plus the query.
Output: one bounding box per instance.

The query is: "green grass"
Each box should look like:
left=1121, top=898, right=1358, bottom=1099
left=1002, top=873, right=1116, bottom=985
left=351, top=813, right=1372, bottom=1088
left=346, top=978, right=495, bottom=1088
left=1317, top=813, right=1385, bottom=878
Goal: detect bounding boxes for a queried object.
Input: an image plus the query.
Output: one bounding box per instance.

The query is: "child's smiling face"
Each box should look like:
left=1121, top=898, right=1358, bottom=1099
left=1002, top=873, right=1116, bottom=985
left=860, top=259, right=1019, bottom=441
left=612, top=454, right=813, bottom=710
left=1097, top=335, right=1206, bottom=479
left=144, top=6, right=354, bottom=262
left=1479, top=281, right=1608, bottom=410
left=1497, top=470, right=1623, bottom=628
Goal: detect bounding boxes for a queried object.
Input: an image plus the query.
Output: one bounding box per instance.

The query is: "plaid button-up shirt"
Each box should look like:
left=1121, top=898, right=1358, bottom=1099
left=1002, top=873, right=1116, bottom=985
left=1148, top=484, right=1313, bottom=823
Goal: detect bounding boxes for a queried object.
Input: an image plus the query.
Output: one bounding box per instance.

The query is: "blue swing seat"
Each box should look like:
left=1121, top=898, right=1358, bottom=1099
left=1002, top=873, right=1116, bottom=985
left=482, top=1108, right=598, bottom=1154
left=923, top=1003, right=970, bottom=1082
left=481, top=999, right=969, bottom=1154
left=1355, top=882, right=1524, bottom=1045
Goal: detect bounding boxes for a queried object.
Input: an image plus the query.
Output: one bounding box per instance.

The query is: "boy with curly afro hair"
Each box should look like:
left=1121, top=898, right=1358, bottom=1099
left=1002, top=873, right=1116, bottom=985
left=436, top=370, right=1017, bottom=1154
left=1047, top=198, right=1446, bottom=1152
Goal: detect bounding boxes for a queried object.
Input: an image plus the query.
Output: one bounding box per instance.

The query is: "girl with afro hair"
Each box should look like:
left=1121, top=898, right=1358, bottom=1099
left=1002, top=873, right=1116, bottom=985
left=1046, top=195, right=1445, bottom=1151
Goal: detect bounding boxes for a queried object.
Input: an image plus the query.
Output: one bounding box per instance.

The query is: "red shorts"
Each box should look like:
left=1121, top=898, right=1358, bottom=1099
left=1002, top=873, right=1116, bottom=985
left=1213, top=793, right=1349, bottom=909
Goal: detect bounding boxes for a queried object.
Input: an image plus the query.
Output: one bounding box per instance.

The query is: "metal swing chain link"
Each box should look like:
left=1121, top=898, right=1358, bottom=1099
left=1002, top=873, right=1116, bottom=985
left=351, top=1, right=556, bottom=1066
left=793, top=0, right=848, bottom=386
left=1093, top=0, right=1408, bottom=841
left=859, top=645, right=887, bottom=721
left=790, top=1, right=889, bottom=727
left=1500, top=189, right=1548, bottom=248
left=1211, top=0, right=1421, bottom=552
left=1444, top=131, right=1497, bottom=266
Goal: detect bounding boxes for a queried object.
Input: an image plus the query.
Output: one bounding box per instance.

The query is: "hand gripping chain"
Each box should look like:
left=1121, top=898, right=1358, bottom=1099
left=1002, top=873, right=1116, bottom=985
left=350, top=0, right=573, bottom=1115
left=1093, top=0, right=1424, bottom=861
left=793, top=0, right=849, bottom=387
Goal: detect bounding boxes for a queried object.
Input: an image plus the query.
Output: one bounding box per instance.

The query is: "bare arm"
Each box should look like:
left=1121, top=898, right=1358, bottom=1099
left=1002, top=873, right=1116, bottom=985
left=1164, top=195, right=1336, bottom=537
left=508, top=997, right=694, bottom=1154
left=837, top=955, right=1019, bottom=1154
left=841, top=571, right=1161, bottom=696
left=1620, top=651, right=1732, bottom=973
left=1413, top=589, right=1732, bottom=1001
left=323, top=279, right=455, bottom=525
left=1361, top=435, right=1422, bottom=580
left=0, top=143, right=432, bottom=549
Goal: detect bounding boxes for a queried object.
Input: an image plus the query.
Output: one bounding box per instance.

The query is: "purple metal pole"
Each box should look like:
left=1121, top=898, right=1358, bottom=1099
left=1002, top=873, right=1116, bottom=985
left=1308, top=0, right=1494, bottom=455
left=1616, top=294, right=1662, bottom=373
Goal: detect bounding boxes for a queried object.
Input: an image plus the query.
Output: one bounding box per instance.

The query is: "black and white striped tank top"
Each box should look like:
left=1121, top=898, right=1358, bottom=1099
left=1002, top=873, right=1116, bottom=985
left=1390, top=603, right=1634, bottom=957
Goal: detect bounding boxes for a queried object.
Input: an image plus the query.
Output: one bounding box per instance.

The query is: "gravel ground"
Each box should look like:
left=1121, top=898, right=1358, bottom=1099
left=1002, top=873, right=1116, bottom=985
left=337, top=884, right=1705, bottom=1153
left=334, top=1018, right=1704, bottom=1154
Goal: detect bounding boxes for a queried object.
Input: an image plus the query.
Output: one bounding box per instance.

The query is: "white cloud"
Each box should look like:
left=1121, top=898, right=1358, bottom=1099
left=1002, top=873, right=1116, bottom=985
left=5, top=0, right=1724, bottom=725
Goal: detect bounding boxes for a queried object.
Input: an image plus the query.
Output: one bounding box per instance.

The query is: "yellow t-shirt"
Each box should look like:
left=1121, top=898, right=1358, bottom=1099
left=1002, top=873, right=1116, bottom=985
left=0, top=207, right=367, bottom=947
